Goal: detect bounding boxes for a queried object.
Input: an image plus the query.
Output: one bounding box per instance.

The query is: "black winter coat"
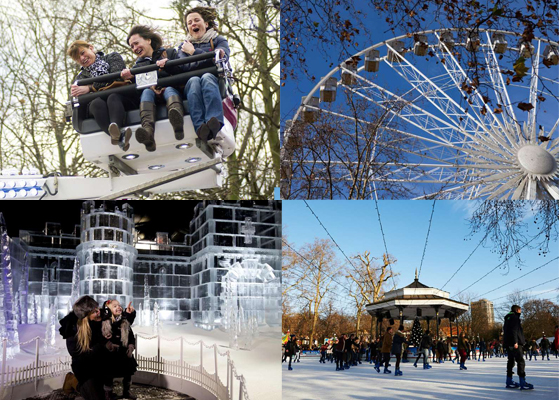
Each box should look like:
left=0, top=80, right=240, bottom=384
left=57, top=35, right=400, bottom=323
left=105, top=311, right=138, bottom=378
left=503, top=312, right=526, bottom=347
left=59, top=312, right=108, bottom=384
left=284, top=339, right=296, bottom=355
left=419, top=334, right=432, bottom=351
left=391, top=331, right=407, bottom=355
left=133, top=47, right=183, bottom=77
left=177, top=35, right=230, bottom=72
left=75, top=52, right=126, bottom=91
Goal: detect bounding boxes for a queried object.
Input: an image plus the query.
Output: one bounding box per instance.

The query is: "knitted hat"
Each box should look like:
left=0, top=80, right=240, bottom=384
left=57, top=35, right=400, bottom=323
left=73, top=296, right=99, bottom=320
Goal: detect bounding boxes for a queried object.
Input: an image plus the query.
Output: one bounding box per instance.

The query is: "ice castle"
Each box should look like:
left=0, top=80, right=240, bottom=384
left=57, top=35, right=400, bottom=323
left=8, top=201, right=281, bottom=331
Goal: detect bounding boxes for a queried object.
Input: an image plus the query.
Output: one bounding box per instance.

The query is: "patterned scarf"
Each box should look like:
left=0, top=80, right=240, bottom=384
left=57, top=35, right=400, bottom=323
left=186, top=28, right=219, bottom=44
left=84, top=54, right=110, bottom=77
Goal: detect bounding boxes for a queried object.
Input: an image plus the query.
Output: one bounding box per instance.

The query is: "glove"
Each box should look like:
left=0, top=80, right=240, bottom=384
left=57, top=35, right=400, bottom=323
left=105, top=342, right=119, bottom=352
left=101, top=306, right=112, bottom=321
left=127, top=344, right=135, bottom=358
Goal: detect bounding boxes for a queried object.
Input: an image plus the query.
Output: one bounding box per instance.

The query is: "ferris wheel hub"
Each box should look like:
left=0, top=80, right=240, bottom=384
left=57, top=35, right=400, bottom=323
left=516, top=145, right=557, bottom=177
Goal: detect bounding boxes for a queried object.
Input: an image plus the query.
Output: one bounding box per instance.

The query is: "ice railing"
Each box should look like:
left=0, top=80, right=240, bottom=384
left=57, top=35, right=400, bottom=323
left=0, top=334, right=250, bottom=400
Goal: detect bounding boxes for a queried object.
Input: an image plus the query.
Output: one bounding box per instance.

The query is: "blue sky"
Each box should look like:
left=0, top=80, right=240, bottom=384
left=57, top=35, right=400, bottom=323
left=283, top=200, right=559, bottom=316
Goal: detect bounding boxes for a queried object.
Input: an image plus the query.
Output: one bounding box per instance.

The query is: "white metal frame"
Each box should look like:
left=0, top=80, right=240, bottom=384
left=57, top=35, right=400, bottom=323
left=282, top=29, right=559, bottom=199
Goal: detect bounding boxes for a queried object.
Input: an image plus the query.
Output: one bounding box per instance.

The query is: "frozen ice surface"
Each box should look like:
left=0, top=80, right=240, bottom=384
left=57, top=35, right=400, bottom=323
left=282, top=355, right=559, bottom=399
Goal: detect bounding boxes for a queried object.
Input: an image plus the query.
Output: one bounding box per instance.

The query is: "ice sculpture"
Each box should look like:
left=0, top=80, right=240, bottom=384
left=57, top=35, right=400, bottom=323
left=44, top=304, right=56, bottom=351
left=153, top=301, right=160, bottom=334
left=0, top=213, right=20, bottom=358
left=41, top=266, right=49, bottom=323
left=143, top=275, right=151, bottom=326
left=18, top=253, right=29, bottom=324
left=77, top=203, right=137, bottom=307
left=69, top=257, right=80, bottom=307
left=240, top=218, right=256, bottom=244
left=138, top=302, right=143, bottom=326
left=220, top=259, right=281, bottom=350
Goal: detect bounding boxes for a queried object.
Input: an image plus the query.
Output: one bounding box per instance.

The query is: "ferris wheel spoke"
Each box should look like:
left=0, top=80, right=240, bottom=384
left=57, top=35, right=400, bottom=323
left=483, top=32, right=519, bottom=129
left=341, top=80, right=461, bottom=145
left=384, top=43, right=487, bottom=135
left=541, top=180, right=559, bottom=200
left=342, top=72, right=483, bottom=145
left=528, top=40, right=541, bottom=141
left=433, top=34, right=508, bottom=140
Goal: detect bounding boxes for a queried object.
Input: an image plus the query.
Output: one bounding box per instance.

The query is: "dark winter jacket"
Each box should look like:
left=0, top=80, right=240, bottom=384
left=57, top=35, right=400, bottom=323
left=503, top=311, right=526, bottom=348
left=479, top=340, right=486, bottom=351
left=419, top=333, right=432, bottom=351
left=75, top=52, right=126, bottom=92
left=133, top=47, right=183, bottom=77
left=391, top=331, right=406, bottom=355
left=105, top=310, right=138, bottom=378
left=59, top=311, right=108, bottom=384
left=335, top=337, right=345, bottom=352
left=284, top=339, right=296, bottom=355
left=177, top=35, right=230, bottom=72
left=540, top=338, right=550, bottom=350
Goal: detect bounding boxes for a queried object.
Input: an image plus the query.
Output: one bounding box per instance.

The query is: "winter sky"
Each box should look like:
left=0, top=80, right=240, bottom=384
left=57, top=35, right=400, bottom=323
left=283, top=200, right=559, bottom=319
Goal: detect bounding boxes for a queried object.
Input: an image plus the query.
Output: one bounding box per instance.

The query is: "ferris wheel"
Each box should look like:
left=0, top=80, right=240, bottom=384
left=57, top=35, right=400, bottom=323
left=281, top=28, right=559, bottom=200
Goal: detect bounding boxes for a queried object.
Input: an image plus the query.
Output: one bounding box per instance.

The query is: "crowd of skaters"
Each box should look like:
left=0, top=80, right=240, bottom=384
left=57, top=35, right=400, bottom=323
left=283, top=308, right=559, bottom=390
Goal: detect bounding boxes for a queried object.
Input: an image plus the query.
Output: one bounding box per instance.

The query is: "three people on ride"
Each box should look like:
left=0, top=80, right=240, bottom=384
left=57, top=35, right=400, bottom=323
left=67, top=6, right=230, bottom=153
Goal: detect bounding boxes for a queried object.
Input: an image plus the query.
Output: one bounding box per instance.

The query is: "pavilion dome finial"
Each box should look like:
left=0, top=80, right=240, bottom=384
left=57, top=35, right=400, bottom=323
left=415, top=268, right=418, bottom=280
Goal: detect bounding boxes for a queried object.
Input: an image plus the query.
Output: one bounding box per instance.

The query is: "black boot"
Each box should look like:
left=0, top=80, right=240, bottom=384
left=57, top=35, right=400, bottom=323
left=135, top=102, right=156, bottom=152
left=122, top=381, right=137, bottom=400
left=166, top=95, right=184, bottom=140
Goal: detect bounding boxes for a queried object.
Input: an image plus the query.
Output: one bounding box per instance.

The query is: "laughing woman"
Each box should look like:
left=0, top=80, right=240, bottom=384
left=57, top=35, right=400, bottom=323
left=68, top=41, right=137, bottom=151
left=178, top=7, right=230, bottom=142
left=121, top=26, right=185, bottom=152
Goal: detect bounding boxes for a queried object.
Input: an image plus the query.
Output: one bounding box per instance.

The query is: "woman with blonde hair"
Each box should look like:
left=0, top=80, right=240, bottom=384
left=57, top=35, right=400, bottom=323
left=67, top=41, right=138, bottom=151
left=59, top=296, right=119, bottom=400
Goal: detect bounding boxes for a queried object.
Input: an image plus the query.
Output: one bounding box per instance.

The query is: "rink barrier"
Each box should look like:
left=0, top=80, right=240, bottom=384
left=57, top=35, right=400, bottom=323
left=0, top=335, right=249, bottom=400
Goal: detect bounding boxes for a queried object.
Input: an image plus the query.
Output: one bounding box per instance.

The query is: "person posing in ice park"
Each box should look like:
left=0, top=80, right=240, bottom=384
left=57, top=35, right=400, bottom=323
left=539, top=335, right=550, bottom=360
left=68, top=41, right=138, bottom=151
left=59, top=296, right=120, bottom=400
left=101, top=300, right=138, bottom=400
left=177, top=7, right=230, bottom=143
left=503, top=304, right=534, bottom=390
left=121, top=26, right=186, bottom=152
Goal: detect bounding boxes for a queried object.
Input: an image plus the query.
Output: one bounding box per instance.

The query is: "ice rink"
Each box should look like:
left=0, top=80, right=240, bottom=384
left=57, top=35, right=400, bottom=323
left=282, top=355, right=559, bottom=400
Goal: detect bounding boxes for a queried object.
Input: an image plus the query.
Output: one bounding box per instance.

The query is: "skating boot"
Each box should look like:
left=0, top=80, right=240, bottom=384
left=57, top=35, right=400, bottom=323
left=383, top=367, right=391, bottom=374
left=519, top=377, right=534, bottom=390
left=459, top=363, right=467, bottom=370
left=505, top=377, right=520, bottom=389
left=288, top=366, right=293, bottom=371
left=413, top=362, right=417, bottom=368
left=374, top=363, right=380, bottom=373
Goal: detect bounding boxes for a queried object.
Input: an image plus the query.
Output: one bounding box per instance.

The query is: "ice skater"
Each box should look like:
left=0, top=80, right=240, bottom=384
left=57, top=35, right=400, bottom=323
left=457, top=332, right=469, bottom=370
left=391, top=325, right=407, bottom=376
left=478, top=338, right=486, bottom=362
left=539, top=335, right=550, bottom=360
left=284, top=334, right=297, bottom=370
left=503, top=305, right=534, bottom=390
left=381, top=327, right=394, bottom=374
left=414, top=330, right=432, bottom=369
